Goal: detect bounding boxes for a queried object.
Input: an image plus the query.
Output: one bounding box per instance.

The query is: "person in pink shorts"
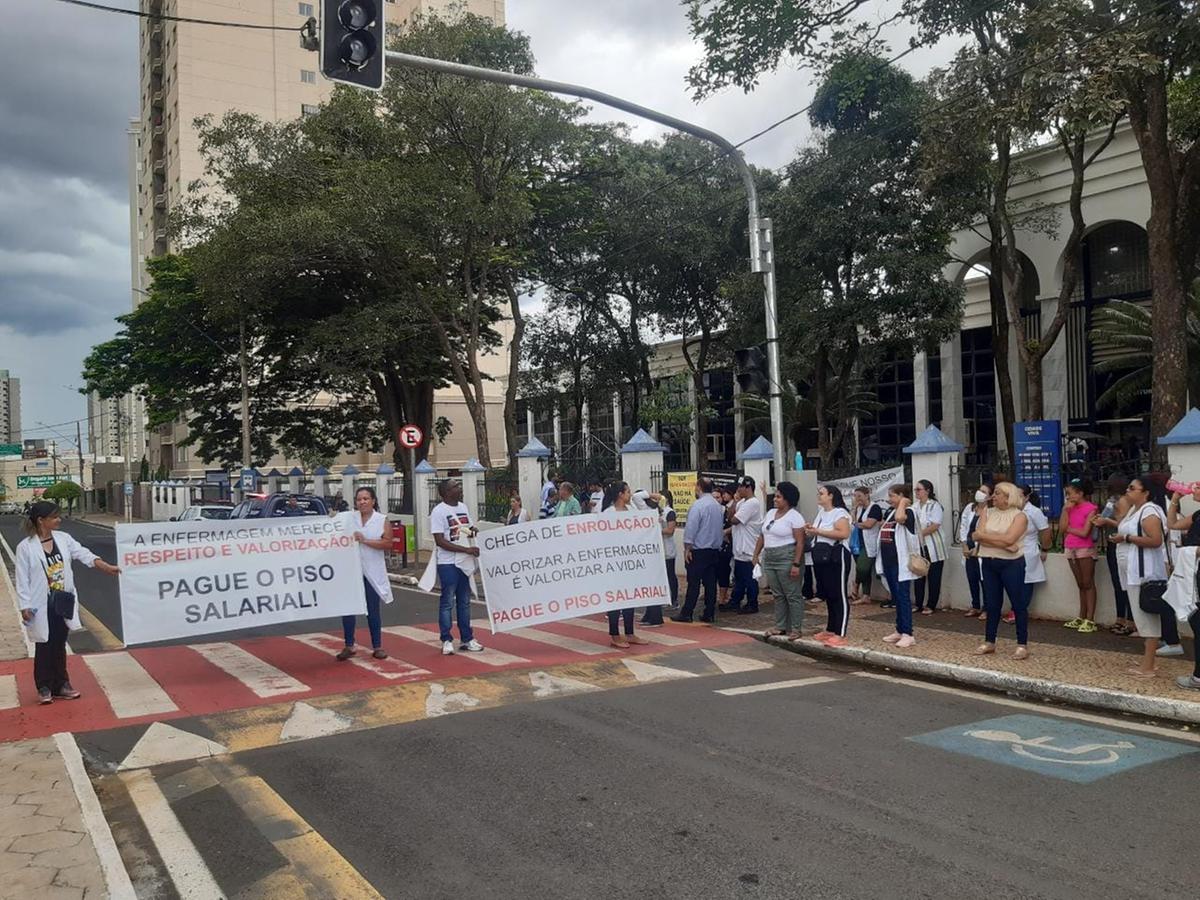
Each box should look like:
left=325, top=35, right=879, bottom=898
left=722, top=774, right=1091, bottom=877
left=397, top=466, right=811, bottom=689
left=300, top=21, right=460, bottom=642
left=1059, top=479, right=1099, bottom=633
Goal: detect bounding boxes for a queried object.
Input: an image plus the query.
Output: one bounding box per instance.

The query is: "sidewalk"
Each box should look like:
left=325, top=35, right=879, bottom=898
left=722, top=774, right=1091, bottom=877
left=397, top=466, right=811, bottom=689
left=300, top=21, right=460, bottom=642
left=726, top=593, right=1200, bottom=724
left=0, top=537, right=130, bottom=897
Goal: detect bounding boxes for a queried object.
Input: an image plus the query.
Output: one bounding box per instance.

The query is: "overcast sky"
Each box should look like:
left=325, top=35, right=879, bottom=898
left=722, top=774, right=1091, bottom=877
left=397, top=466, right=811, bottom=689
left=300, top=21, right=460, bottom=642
left=0, top=0, right=959, bottom=453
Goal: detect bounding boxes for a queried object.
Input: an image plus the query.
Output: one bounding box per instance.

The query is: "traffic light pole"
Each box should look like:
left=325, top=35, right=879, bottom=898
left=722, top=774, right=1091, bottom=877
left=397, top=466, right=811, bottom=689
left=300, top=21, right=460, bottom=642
left=382, top=50, right=788, bottom=483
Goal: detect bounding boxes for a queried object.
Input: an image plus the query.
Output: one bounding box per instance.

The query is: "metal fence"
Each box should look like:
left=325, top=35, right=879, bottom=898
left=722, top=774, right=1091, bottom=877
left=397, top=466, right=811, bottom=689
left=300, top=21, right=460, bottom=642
left=482, top=469, right=518, bottom=522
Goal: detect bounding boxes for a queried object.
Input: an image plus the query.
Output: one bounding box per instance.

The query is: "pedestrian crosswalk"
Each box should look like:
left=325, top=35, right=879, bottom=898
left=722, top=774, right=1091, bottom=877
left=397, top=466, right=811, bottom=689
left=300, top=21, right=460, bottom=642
left=0, top=616, right=757, bottom=742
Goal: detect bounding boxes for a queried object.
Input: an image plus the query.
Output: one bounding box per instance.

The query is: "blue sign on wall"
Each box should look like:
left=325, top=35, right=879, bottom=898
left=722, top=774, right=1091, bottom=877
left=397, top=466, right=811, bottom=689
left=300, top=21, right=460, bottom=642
left=1014, top=420, right=1063, bottom=517
left=909, top=714, right=1197, bottom=783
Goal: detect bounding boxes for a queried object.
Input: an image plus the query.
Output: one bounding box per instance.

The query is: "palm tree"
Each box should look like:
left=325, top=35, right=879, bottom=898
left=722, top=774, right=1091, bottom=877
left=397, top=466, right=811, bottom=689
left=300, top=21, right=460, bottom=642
left=1089, top=283, right=1200, bottom=412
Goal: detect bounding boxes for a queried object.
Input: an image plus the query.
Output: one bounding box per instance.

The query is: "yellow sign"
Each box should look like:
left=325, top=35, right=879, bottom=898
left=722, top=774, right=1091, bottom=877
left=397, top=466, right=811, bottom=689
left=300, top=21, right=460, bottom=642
left=665, top=471, right=698, bottom=523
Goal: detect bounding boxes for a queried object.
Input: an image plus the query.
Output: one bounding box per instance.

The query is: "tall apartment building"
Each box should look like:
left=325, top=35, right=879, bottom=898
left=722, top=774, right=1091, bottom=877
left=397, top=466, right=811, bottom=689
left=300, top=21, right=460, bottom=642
left=134, top=0, right=508, bottom=476
left=86, top=392, right=126, bottom=460
left=0, top=371, right=20, bottom=445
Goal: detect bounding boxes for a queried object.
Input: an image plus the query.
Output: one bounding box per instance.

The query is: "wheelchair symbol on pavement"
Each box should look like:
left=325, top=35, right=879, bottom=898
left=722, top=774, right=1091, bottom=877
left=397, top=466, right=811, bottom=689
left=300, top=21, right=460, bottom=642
left=965, top=728, right=1134, bottom=766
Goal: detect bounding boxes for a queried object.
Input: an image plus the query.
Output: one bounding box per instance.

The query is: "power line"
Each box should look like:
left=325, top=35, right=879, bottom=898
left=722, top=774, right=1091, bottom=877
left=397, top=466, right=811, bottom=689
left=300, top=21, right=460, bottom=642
left=49, top=0, right=307, bottom=32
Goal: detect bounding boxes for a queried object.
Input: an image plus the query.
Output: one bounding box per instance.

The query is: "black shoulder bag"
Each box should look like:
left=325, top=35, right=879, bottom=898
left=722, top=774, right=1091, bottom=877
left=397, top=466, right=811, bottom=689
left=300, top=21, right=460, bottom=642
left=41, top=540, right=77, bottom=620
left=1135, top=510, right=1168, bottom=613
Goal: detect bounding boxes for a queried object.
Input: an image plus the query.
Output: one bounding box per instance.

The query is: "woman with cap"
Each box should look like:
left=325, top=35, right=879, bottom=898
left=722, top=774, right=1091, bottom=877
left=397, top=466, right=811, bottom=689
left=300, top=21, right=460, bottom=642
left=15, top=501, right=120, bottom=704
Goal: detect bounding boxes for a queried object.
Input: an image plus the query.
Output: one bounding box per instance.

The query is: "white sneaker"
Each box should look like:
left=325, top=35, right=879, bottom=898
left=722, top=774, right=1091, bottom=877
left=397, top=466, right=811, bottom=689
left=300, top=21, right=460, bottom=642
left=1156, top=643, right=1184, bottom=658
left=441, top=641, right=455, bottom=655
left=896, top=634, right=917, bottom=648
left=461, top=639, right=484, bottom=652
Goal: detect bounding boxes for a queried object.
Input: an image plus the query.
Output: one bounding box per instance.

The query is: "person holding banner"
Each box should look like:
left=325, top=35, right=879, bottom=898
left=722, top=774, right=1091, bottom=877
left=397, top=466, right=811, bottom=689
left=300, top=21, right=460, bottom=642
left=16, top=501, right=120, bottom=705
left=752, top=481, right=807, bottom=640
left=601, top=482, right=651, bottom=646
left=336, top=487, right=394, bottom=661
left=431, top=480, right=484, bottom=656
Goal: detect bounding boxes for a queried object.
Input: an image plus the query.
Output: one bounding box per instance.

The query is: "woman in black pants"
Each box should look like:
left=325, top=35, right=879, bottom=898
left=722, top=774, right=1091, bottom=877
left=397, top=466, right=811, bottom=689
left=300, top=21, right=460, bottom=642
left=1095, top=475, right=1134, bottom=634
left=806, top=485, right=853, bottom=646
left=601, top=482, right=650, bottom=648
left=959, top=483, right=991, bottom=617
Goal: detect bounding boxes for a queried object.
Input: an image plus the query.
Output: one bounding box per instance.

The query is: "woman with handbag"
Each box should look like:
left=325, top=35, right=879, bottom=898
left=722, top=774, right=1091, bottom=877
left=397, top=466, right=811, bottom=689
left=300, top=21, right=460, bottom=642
left=1095, top=475, right=1134, bottom=635
left=1167, top=481, right=1200, bottom=690
left=972, top=482, right=1030, bottom=658
left=877, top=484, right=919, bottom=647
left=912, top=480, right=947, bottom=614
left=15, top=500, right=120, bottom=704
left=1111, top=476, right=1170, bottom=678
left=805, top=485, right=853, bottom=646
left=959, top=483, right=992, bottom=618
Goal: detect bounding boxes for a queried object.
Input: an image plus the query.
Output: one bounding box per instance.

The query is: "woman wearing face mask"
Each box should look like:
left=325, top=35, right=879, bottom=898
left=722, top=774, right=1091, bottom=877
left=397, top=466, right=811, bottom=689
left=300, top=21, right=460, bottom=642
left=877, top=484, right=919, bottom=647
left=1095, top=475, right=1134, bottom=635
left=806, top=485, right=853, bottom=646
left=912, top=480, right=947, bottom=615
left=959, top=484, right=992, bottom=618
left=1111, top=476, right=1170, bottom=678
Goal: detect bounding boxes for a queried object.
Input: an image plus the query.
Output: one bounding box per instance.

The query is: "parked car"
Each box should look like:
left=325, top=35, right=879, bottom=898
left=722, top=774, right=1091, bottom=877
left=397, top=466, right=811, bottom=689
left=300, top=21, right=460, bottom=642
left=229, top=493, right=329, bottom=519
left=173, top=504, right=233, bottom=522
left=0, top=501, right=20, bottom=515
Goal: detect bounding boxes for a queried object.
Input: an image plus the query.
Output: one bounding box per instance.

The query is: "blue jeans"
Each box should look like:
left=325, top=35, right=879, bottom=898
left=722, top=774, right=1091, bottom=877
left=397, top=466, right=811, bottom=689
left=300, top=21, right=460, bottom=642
left=882, top=563, right=912, bottom=636
left=342, top=577, right=383, bottom=648
left=965, top=557, right=983, bottom=609
left=437, top=564, right=475, bottom=644
left=983, top=557, right=1028, bottom=644
left=730, top=559, right=760, bottom=610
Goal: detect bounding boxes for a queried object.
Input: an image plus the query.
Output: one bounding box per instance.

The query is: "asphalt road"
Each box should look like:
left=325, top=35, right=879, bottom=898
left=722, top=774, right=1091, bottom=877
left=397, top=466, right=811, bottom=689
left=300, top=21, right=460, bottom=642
left=222, top=656, right=1196, bottom=900
left=0, top=515, right=443, bottom=651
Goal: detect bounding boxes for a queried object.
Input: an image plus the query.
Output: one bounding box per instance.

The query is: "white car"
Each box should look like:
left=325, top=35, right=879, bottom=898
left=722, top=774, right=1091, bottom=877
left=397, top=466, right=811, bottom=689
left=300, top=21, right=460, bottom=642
left=174, top=505, right=233, bottom=522
left=0, top=501, right=19, bottom=515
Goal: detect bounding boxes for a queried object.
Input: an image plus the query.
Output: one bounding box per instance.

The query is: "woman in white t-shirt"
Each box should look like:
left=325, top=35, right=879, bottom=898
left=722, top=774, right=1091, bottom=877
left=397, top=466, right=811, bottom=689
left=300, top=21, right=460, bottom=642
left=752, top=481, right=807, bottom=641
left=1018, top=485, right=1053, bottom=619
left=806, top=485, right=853, bottom=646
left=1112, top=476, right=1170, bottom=678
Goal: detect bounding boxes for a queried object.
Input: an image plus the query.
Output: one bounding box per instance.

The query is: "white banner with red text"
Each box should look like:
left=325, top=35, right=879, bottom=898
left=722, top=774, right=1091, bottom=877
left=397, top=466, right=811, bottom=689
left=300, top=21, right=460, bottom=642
left=477, top=511, right=670, bottom=632
left=115, top=518, right=367, bottom=646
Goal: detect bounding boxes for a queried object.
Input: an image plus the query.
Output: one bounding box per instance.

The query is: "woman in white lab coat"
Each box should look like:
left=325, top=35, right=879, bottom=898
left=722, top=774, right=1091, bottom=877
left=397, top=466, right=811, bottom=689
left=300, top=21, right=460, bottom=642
left=1018, top=485, right=1052, bottom=619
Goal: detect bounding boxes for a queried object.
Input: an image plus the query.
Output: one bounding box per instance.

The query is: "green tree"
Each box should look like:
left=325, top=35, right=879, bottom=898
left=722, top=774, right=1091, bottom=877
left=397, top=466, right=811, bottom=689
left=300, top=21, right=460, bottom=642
left=1089, top=284, right=1200, bottom=412
left=770, top=54, right=963, bottom=464
left=43, top=480, right=82, bottom=515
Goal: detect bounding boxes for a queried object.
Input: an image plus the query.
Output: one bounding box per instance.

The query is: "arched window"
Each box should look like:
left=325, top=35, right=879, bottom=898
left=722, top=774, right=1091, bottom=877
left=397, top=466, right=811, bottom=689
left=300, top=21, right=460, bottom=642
left=1083, top=222, right=1150, bottom=301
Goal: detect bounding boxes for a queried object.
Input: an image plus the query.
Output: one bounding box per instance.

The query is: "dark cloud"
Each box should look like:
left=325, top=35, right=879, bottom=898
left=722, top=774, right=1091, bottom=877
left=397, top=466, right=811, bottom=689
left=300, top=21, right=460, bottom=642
left=0, top=1, right=137, bottom=437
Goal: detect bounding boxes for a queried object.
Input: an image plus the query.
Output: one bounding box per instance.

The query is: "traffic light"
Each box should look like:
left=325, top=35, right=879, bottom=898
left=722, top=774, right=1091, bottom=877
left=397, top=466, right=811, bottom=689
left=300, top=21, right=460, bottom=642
left=320, top=0, right=385, bottom=91
left=735, top=344, right=769, bottom=396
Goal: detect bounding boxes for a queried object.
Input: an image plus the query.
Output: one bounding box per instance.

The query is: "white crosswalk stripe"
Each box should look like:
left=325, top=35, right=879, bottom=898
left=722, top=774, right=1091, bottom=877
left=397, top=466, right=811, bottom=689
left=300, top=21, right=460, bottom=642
left=566, top=617, right=696, bottom=646
left=83, top=652, right=179, bottom=718
left=191, top=642, right=309, bottom=698
left=288, top=633, right=431, bottom=679
left=382, top=626, right=529, bottom=666
left=471, top=619, right=607, bottom=655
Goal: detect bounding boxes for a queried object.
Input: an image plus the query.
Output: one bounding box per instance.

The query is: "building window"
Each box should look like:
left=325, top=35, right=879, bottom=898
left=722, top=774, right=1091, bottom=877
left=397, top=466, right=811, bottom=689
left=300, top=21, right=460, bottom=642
left=301, top=103, right=320, bottom=117
left=960, top=326, right=998, bottom=461
left=301, top=69, right=316, bottom=84
left=859, top=353, right=916, bottom=465
left=927, top=353, right=943, bottom=429
left=298, top=2, right=314, bottom=15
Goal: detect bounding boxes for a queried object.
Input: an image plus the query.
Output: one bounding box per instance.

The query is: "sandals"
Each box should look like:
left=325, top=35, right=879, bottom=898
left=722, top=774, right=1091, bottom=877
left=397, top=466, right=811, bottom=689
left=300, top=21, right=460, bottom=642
left=610, top=638, right=630, bottom=649
left=765, top=629, right=787, bottom=637
left=964, top=609, right=981, bottom=618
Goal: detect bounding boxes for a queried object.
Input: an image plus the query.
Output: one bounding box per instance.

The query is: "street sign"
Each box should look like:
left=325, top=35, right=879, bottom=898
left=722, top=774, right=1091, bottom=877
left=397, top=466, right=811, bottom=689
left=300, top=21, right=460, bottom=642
left=240, top=468, right=257, bottom=491
left=16, top=474, right=69, bottom=489
left=0, top=443, right=21, bottom=460
left=398, top=424, right=424, bottom=449
left=1014, top=420, right=1063, bottom=517
left=123, top=482, right=134, bottom=497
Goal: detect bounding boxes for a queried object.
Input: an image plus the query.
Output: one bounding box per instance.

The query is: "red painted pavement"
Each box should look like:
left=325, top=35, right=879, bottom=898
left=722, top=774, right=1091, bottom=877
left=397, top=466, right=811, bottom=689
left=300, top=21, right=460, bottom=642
left=0, top=619, right=752, bottom=742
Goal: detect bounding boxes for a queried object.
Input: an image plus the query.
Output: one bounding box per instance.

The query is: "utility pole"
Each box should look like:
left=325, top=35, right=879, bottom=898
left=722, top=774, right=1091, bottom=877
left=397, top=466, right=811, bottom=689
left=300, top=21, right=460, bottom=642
left=239, top=318, right=252, bottom=469
left=76, top=420, right=85, bottom=489
left=123, top=395, right=133, bottom=523
left=51, top=441, right=58, bottom=477
left=381, top=51, right=788, bottom=483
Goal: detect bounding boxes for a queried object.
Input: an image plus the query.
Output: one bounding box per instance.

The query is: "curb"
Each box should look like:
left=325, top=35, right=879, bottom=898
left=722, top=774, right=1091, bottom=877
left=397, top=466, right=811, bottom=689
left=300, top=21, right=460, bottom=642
left=759, top=634, right=1200, bottom=726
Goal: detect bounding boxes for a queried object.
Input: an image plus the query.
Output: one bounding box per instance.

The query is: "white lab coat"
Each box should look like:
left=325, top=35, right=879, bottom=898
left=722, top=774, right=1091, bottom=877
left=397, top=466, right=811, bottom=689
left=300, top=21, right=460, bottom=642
left=1165, top=545, right=1199, bottom=622
left=875, top=508, right=919, bottom=583
left=1022, top=503, right=1050, bottom=584
left=14, top=531, right=96, bottom=643
left=340, top=510, right=393, bottom=606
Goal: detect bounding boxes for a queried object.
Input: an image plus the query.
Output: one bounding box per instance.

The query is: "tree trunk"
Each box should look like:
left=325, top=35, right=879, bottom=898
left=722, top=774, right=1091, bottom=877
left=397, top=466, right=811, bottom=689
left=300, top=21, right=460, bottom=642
left=1127, top=73, right=1193, bottom=441
left=987, top=254, right=1018, bottom=463
left=501, top=274, right=526, bottom=471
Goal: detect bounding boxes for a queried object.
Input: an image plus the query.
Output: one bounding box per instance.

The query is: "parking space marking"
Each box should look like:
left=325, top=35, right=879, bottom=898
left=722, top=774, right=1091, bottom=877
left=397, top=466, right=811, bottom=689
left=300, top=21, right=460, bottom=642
left=715, top=676, right=839, bottom=696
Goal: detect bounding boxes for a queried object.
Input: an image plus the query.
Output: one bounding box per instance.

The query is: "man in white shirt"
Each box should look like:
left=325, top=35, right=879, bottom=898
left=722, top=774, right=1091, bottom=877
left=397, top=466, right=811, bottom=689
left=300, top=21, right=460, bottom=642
left=429, top=480, right=484, bottom=655
left=540, top=471, right=559, bottom=519
left=724, top=476, right=764, bottom=614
